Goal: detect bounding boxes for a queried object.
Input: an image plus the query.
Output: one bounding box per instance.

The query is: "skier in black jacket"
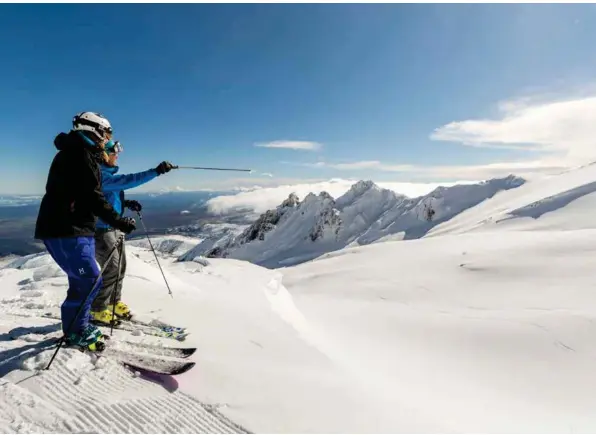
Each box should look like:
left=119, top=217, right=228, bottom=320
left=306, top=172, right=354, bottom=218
left=35, top=112, right=136, bottom=351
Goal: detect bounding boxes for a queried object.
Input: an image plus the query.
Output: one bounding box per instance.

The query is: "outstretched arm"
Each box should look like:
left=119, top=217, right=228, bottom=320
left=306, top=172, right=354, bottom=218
left=102, top=169, right=158, bottom=191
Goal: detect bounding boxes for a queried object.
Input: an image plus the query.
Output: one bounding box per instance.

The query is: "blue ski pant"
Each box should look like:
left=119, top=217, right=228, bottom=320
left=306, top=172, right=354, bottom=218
left=43, top=237, right=102, bottom=335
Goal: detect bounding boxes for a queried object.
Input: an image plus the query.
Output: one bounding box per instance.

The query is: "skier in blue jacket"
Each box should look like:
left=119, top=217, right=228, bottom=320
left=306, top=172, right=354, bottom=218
left=90, top=139, right=174, bottom=325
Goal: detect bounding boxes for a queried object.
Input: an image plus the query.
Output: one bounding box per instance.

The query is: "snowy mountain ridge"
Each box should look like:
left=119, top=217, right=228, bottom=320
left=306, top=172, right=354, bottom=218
left=191, top=175, right=525, bottom=267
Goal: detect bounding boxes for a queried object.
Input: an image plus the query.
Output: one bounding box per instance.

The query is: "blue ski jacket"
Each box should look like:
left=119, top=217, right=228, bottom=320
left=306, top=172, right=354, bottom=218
left=96, top=164, right=158, bottom=230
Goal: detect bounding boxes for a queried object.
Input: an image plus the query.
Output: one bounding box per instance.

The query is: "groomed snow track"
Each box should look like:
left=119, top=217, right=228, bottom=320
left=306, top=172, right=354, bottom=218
left=0, top=260, right=250, bottom=434
left=0, top=335, right=250, bottom=434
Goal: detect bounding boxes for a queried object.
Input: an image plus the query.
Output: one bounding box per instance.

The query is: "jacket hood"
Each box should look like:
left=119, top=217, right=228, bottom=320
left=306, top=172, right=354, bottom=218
left=54, top=130, right=96, bottom=151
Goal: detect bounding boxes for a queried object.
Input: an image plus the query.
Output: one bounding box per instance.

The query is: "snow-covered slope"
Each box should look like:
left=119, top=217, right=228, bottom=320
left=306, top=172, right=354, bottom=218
left=358, top=174, right=524, bottom=242
left=281, top=228, right=596, bottom=432
left=0, top=243, right=434, bottom=433
left=196, top=176, right=524, bottom=268
left=2, top=164, right=596, bottom=432
left=427, top=162, right=596, bottom=236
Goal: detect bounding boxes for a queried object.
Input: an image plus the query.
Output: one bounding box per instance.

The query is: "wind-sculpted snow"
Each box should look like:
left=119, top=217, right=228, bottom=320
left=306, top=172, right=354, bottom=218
left=190, top=176, right=525, bottom=268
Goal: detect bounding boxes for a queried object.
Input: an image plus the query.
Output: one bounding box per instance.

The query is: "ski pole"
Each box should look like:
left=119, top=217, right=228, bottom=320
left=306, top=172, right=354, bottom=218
left=136, top=211, right=174, bottom=298
left=45, top=234, right=125, bottom=370
left=173, top=165, right=252, bottom=172
left=109, top=239, right=125, bottom=336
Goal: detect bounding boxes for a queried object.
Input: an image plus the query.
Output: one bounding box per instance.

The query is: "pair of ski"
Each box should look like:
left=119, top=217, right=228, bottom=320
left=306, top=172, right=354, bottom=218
left=42, top=312, right=189, bottom=341
left=38, top=313, right=194, bottom=375
left=66, top=336, right=197, bottom=376
left=8, top=327, right=196, bottom=376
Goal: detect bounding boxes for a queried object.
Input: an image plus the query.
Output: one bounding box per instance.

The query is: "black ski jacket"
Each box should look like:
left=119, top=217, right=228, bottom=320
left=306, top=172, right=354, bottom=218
left=34, top=131, right=124, bottom=239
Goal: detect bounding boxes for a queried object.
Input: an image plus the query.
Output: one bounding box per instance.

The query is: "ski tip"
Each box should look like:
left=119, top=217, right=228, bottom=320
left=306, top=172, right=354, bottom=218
left=171, top=361, right=196, bottom=375
left=180, top=347, right=197, bottom=357
left=123, top=360, right=196, bottom=376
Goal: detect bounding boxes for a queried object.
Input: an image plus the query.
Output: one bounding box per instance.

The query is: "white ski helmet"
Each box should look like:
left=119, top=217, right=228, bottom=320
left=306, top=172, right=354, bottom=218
left=72, top=112, right=113, bottom=144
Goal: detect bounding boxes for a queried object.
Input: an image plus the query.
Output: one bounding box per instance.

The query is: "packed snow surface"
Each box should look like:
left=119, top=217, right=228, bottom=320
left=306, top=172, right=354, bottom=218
left=2, top=164, right=596, bottom=432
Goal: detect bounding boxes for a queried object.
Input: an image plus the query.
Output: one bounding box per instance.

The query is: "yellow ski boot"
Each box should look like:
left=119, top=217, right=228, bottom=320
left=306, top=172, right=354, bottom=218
left=90, top=309, right=118, bottom=326
left=114, top=301, right=133, bottom=321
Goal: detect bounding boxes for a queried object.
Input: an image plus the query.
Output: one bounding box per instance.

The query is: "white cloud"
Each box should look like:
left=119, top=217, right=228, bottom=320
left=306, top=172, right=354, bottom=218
left=297, top=159, right=567, bottom=180
left=230, top=185, right=264, bottom=192
left=431, top=95, right=596, bottom=163
left=157, top=186, right=191, bottom=193
left=205, top=178, right=463, bottom=215
left=255, top=140, right=322, bottom=151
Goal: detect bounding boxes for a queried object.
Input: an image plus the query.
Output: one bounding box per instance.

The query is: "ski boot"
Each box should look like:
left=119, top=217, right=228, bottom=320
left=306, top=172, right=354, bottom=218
left=113, top=301, right=133, bottom=321
left=90, top=309, right=120, bottom=326
left=65, top=324, right=105, bottom=352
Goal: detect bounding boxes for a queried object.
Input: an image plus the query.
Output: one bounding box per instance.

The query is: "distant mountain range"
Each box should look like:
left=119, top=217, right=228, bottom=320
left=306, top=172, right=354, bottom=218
left=180, top=175, right=525, bottom=268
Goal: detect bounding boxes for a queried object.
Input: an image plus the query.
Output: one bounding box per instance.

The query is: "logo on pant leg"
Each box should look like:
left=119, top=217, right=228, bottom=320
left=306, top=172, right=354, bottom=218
left=78, top=268, right=86, bottom=275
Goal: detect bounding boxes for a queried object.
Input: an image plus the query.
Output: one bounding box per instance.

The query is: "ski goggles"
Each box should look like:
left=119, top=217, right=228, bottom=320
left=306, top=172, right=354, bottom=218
left=105, top=140, right=123, bottom=154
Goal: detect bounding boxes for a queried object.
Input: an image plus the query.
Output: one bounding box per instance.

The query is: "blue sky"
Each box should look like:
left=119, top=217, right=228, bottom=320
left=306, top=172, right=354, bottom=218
left=2, top=3, right=596, bottom=194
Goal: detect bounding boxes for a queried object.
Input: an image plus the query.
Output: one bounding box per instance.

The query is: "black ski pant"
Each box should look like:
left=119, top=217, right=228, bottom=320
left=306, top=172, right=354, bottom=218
left=91, top=229, right=126, bottom=312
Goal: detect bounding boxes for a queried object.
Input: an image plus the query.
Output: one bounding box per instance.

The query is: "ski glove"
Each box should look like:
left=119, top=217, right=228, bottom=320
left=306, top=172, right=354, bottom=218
left=155, top=161, right=174, bottom=175
left=124, top=199, right=142, bottom=212
left=114, top=217, right=136, bottom=234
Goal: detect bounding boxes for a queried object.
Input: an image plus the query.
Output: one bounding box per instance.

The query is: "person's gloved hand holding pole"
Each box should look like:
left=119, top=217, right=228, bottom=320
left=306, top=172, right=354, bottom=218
left=155, top=161, right=174, bottom=175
